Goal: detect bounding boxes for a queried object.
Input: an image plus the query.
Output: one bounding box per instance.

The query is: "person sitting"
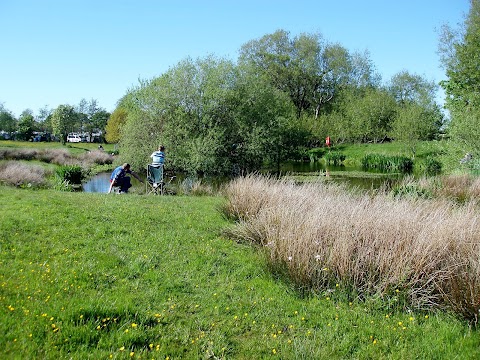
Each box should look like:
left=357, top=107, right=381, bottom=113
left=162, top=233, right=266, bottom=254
left=150, top=145, right=165, bottom=165
left=108, top=163, right=143, bottom=194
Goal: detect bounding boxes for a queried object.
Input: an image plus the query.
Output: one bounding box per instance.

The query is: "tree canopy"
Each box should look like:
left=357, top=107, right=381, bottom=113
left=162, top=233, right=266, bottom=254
left=440, top=0, right=480, bottom=158
left=114, top=29, right=443, bottom=175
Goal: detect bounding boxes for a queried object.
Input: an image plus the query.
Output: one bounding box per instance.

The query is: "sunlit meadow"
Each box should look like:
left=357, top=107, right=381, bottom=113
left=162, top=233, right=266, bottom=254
left=1, top=186, right=479, bottom=359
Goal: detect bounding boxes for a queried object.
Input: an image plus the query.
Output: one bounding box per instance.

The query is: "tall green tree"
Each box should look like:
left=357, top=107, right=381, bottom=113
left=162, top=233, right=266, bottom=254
left=17, top=109, right=35, bottom=141
left=51, top=105, right=77, bottom=144
left=390, top=102, right=444, bottom=157
left=388, top=71, right=438, bottom=105
left=0, top=105, right=17, bottom=136
left=105, top=107, right=128, bottom=144
left=238, top=30, right=379, bottom=119
left=119, top=55, right=300, bottom=175
left=439, top=0, right=480, bottom=156
left=36, top=106, right=53, bottom=133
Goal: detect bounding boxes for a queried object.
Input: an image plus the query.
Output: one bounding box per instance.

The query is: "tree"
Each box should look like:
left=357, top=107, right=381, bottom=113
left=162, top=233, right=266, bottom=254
left=343, top=88, right=397, bottom=143
left=390, top=102, right=444, bottom=157
left=0, top=106, right=17, bottom=136
left=17, top=109, right=35, bottom=141
left=439, top=0, right=480, bottom=156
left=238, top=30, right=379, bottom=119
left=105, top=107, right=128, bottom=143
left=388, top=70, right=438, bottom=105
left=119, top=55, right=300, bottom=175
left=90, top=110, right=110, bottom=142
left=51, top=105, right=77, bottom=144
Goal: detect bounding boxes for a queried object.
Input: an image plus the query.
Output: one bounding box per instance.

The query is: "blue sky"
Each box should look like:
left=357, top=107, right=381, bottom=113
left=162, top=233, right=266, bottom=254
left=0, top=0, right=470, bottom=117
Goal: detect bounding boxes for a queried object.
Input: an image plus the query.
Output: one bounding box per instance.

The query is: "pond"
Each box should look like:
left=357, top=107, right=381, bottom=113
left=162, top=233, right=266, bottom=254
left=82, top=162, right=406, bottom=193
left=82, top=172, right=112, bottom=193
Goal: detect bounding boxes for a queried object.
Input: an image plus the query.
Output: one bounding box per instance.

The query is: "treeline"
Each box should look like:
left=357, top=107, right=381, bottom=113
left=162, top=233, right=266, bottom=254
left=0, top=99, right=110, bottom=143
left=111, top=30, right=444, bottom=175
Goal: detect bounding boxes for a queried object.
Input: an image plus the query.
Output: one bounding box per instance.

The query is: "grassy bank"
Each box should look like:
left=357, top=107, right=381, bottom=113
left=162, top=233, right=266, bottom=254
left=1, top=187, right=479, bottom=359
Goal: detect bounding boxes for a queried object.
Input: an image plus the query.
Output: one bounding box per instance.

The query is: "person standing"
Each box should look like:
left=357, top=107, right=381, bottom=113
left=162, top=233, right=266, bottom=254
left=108, top=163, right=143, bottom=194
left=150, top=145, right=165, bottom=165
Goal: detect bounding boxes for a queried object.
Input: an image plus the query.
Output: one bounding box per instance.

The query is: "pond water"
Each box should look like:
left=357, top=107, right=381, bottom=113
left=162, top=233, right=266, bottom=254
left=82, top=172, right=112, bottom=193
left=83, top=162, right=406, bottom=193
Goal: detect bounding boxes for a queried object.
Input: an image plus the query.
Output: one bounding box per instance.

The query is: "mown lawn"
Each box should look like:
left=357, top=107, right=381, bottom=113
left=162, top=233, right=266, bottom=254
left=1, top=188, right=479, bottom=359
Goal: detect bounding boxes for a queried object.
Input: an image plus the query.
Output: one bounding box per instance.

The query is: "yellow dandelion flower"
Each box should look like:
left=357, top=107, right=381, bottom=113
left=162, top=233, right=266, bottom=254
left=272, top=349, right=277, bottom=354
left=131, top=323, right=138, bottom=328
left=130, top=351, right=134, bottom=357
left=119, top=346, right=125, bottom=351
left=425, top=315, right=429, bottom=319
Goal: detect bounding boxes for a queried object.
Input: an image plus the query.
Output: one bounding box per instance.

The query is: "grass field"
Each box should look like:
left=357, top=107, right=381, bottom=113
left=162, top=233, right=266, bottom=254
left=1, top=187, right=479, bottom=359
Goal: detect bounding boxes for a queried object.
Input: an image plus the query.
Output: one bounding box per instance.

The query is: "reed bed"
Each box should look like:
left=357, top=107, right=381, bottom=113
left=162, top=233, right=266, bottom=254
left=222, top=174, right=480, bottom=323
left=0, top=148, right=113, bottom=166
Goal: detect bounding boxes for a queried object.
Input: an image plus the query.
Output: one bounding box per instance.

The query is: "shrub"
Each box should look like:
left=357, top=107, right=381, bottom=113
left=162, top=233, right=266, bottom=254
left=56, top=165, right=85, bottom=185
left=324, top=151, right=346, bottom=165
left=423, top=156, right=442, bottom=176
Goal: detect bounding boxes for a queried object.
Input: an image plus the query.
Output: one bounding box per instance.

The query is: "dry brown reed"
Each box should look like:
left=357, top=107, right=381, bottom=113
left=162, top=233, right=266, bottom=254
left=222, top=174, right=480, bottom=322
left=0, top=148, right=114, bottom=167
left=0, top=161, right=49, bottom=187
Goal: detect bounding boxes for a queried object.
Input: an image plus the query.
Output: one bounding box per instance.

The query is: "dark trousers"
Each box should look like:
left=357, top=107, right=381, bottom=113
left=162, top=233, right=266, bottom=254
left=114, top=177, right=132, bottom=193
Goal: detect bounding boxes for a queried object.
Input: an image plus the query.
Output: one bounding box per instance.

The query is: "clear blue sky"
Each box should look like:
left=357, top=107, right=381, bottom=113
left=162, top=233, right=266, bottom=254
left=0, top=0, right=470, bottom=118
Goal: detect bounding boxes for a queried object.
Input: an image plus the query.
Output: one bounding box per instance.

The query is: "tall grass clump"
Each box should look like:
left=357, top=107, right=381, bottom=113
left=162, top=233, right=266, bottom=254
left=361, top=154, right=413, bottom=173
left=222, top=175, right=480, bottom=322
left=0, top=161, right=49, bottom=187
left=55, top=165, right=85, bottom=185
left=324, top=151, right=346, bottom=165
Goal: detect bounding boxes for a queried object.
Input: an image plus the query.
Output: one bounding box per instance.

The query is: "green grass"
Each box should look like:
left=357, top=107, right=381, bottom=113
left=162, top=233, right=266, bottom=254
left=332, top=141, right=447, bottom=167
left=1, top=187, right=479, bottom=359
left=0, top=140, right=115, bottom=155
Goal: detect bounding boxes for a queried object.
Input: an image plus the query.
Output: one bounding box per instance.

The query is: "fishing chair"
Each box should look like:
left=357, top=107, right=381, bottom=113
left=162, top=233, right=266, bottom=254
left=146, top=164, right=165, bottom=195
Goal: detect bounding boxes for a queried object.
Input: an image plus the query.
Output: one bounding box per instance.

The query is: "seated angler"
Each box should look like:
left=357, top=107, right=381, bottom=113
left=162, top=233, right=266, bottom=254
left=150, top=145, right=166, bottom=166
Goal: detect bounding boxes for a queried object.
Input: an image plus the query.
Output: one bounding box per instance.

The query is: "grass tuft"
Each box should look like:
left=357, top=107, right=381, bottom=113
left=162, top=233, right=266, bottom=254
left=223, top=175, right=480, bottom=322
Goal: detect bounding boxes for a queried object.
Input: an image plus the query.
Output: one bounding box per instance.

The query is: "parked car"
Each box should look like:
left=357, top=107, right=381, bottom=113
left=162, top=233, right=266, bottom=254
left=67, top=134, right=82, bottom=143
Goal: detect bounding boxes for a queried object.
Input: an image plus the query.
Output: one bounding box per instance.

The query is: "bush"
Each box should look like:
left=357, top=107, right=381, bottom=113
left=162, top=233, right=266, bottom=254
left=56, top=165, right=85, bottom=185
left=424, top=156, right=442, bottom=176
left=324, top=151, right=346, bottom=165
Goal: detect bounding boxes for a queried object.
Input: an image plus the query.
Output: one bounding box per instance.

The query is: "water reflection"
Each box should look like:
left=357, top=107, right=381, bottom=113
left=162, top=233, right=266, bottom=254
left=82, top=172, right=111, bottom=193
